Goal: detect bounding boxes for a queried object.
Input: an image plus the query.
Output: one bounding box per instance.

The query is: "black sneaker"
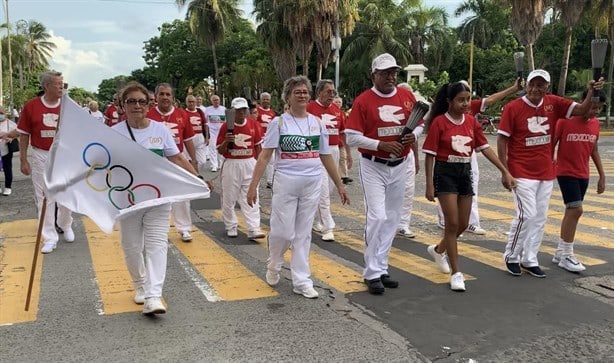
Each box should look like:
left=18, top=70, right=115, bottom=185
left=380, top=274, right=399, bottom=288
left=521, top=264, right=546, bottom=278
left=505, top=262, right=522, bottom=276
left=364, top=278, right=385, bottom=295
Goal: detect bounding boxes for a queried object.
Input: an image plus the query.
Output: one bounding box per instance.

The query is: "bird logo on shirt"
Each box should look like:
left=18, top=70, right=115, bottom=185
left=164, top=122, right=180, bottom=136
left=261, top=114, right=273, bottom=123
left=378, top=105, right=405, bottom=124
left=42, top=113, right=59, bottom=128
left=189, top=116, right=201, bottom=126
left=234, top=133, right=252, bottom=148
left=451, top=135, right=472, bottom=155
left=320, top=113, right=337, bottom=128
left=527, top=116, right=549, bottom=134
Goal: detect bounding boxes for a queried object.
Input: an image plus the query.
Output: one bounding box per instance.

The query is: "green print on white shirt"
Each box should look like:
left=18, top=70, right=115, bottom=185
left=279, top=134, right=320, bottom=152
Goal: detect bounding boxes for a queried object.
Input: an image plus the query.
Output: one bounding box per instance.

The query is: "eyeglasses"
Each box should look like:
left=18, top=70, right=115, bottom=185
left=323, top=89, right=337, bottom=96
left=125, top=99, right=148, bottom=106
left=292, top=90, right=310, bottom=96
left=376, top=70, right=398, bottom=78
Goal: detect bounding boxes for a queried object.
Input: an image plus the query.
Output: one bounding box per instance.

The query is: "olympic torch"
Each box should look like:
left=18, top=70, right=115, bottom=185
left=390, top=101, right=430, bottom=159
left=225, top=107, right=236, bottom=150
left=591, top=39, right=608, bottom=102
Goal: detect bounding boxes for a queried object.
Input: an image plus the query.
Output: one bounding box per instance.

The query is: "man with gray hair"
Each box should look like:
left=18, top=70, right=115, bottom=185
left=17, top=71, right=75, bottom=253
left=307, top=79, right=347, bottom=242
left=204, top=95, right=226, bottom=172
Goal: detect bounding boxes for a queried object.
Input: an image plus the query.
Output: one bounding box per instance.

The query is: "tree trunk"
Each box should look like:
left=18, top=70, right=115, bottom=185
left=527, top=43, right=535, bottom=71
left=211, top=42, right=219, bottom=94
left=316, top=61, right=323, bottom=82
left=557, top=26, right=573, bottom=96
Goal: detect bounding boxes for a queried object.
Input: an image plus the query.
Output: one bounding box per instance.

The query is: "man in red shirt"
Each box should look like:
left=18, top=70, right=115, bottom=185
left=216, top=97, right=265, bottom=239
left=256, top=92, right=277, bottom=188
left=497, top=69, right=601, bottom=278
left=333, top=96, right=353, bottom=185
left=307, top=79, right=347, bottom=242
left=345, top=53, right=417, bottom=295
left=552, top=91, right=606, bottom=272
left=147, top=83, right=197, bottom=242
left=184, top=95, right=209, bottom=174
left=104, top=93, right=124, bottom=126
left=17, top=71, right=74, bottom=253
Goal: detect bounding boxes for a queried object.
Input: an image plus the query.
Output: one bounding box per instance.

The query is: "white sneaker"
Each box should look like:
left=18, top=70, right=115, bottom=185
left=557, top=254, right=586, bottom=272
left=41, top=242, right=56, bottom=254
left=466, top=224, right=486, bottom=235
left=142, top=297, right=166, bottom=315
left=450, top=272, right=466, bottom=291
left=2, top=188, right=11, bottom=196
left=293, top=286, right=319, bottom=299
left=321, top=231, right=335, bottom=241
left=427, top=245, right=451, bottom=274
left=265, top=270, right=280, bottom=286
left=227, top=226, right=238, bottom=238
left=248, top=230, right=266, bottom=240
left=552, top=251, right=562, bottom=264
left=312, top=223, right=323, bottom=232
left=398, top=228, right=416, bottom=238
left=134, top=286, right=145, bottom=304
left=181, top=231, right=193, bottom=242
left=63, top=227, right=75, bottom=242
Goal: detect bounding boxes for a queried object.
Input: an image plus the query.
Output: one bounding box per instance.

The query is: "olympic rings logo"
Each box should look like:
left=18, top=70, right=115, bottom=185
left=83, top=142, right=162, bottom=209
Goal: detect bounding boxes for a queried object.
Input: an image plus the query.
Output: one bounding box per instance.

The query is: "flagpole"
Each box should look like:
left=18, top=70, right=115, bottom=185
left=25, top=200, right=46, bottom=311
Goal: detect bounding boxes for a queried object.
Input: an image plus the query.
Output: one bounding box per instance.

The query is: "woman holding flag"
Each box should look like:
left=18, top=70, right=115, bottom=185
left=112, top=81, right=200, bottom=315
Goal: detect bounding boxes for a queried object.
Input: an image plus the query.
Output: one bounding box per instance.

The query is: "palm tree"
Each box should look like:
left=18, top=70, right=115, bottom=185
left=175, top=0, right=241, bottom=93
left=590, top=0, right=613, bottom=127
left=553, top=0, right=588, bottom=96
left=507, top=0, right=547, bottom=71
left=253, top=0, right=296, bottom=82
left=455, top=0, right=510, bottom=48
left=15, top=20, right=56, bottom=74
left=406, top=4, right=449, bottom=65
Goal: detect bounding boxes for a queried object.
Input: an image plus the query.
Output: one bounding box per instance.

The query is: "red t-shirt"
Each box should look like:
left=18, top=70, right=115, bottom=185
left=104, top=104, right=124, bottom=126
left=184, top=108, right=205, bottom=134
left=216, top=118, right=262, bottom=159
left=422, top=113, right=488, bottom=162
left=498, top=95, right=575, bottom=180
left=346, top=87, right=417, bottom=159
left=554, top=116, right=600, bottom=179
left=470, top=99, right=487, bottom=116
left=146, top=107, right=195, bottom=152
left=17, top=96, right=60, bottom=151
left=256, top=106, right=277, bottom=133
left=306, top=100, right=346, bottom=146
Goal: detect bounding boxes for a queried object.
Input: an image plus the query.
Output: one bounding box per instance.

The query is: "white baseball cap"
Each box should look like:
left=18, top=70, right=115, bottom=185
left=371, top=53, right=401, bottom=73
left=231, top=97, right=249, bottom=109
left=527, top=69, right=550, bottom=83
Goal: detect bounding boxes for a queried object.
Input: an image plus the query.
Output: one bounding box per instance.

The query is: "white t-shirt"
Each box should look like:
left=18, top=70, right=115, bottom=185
left=263, top=113, right=330, bottom=177
left=0, top=119, right=18, bottom=156
left=112, top=120, right=179, bottom=158
left=204, top=105, right=226, bottom=134
left=89, top=110, right=105, bottom=123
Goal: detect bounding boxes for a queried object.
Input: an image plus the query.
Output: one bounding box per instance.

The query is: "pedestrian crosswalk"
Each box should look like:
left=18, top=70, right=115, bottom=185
left=0, top=181, right=612, bottom=325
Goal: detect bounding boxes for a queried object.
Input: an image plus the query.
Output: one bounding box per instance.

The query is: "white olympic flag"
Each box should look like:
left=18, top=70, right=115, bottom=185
left=44, top=95, right=210, bottom=233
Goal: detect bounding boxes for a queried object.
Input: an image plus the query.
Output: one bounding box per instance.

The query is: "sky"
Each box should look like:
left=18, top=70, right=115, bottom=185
left=6, top=0, right=461, bottom=93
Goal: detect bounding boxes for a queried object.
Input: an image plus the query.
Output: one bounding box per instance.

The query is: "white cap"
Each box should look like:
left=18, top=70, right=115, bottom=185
left=527, top=69, right=550, bottom=84
left=231, top=97, right=249, bottom=109
left=371, top=53, right=401, bottom=73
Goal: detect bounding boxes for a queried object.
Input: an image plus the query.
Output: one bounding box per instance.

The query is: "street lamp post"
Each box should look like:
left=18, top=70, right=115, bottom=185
left=6, top=0, right=13, bottom=108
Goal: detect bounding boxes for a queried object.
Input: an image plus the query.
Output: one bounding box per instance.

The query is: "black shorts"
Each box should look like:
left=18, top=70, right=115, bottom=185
left=557, top=176, right=589, bottom=207
left=434, top=161, right=474, bottom=197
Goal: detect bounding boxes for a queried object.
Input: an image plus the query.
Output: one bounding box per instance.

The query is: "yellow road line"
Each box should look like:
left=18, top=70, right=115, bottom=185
left=83, top=218, right=141, bottom=315
left=0, top=220, right=41, bottom=325
left=171, top=227, right=278, bottom=301
left=211, top=210, right=367, bottom=293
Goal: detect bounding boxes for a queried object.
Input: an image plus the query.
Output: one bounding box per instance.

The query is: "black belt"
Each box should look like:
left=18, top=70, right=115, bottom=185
left=361, top=153, right=405, bottom=167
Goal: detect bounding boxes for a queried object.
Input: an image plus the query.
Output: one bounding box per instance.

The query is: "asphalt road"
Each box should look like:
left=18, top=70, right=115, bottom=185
left=1, top=134, right=613, bottom=362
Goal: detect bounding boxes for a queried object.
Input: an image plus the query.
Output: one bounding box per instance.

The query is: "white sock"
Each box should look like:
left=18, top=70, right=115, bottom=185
left=559, top=240, right=574, bottom=256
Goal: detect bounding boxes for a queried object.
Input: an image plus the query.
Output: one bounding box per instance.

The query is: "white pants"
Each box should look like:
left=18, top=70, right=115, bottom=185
left=120, top=203, right=171, bottom=298
left=398, top=151, right=416, bottom=230
left=437, top=152, right=480, bottom=226
left=503, top=178, right=554, bottom=267
left=267, top=172, right=320, bottom=289
left=360, top=156, right=407, bottom=280
left=192, top=133, right=208, bottom=167
left=206, top=124, right=223, bottom=169
left=31, top=148, right=73, bottom=244
left=315, top=145, right=340, bottom=233
left=220, top=158, right=261, bottom=232
left=171, top=201, right=192, bottom=234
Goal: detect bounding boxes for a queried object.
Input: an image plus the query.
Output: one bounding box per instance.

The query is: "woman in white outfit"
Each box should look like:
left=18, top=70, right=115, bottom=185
left=247, top=76, right=349, bottom=299
left=0, top=105, right=18, bottom=196
left=112, top=81, right=200, bottom=315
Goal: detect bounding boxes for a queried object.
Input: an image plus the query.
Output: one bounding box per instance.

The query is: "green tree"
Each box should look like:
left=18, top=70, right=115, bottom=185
left=175, top=0, right=242, bottom=93
left=68, top=87, right=95, bottom=105
left=455, top=0, right=510, bottom=48
left=97, top=75, right=129, bottom=104
left=508, top=0, right=547, bottom=70
left=406, top=4, right=449, bottom=65
left=590, top=0, right=613, bottom=126
left=15, top=20, right=56, bottom=75
left=553, top=0, right=589, bottom=96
